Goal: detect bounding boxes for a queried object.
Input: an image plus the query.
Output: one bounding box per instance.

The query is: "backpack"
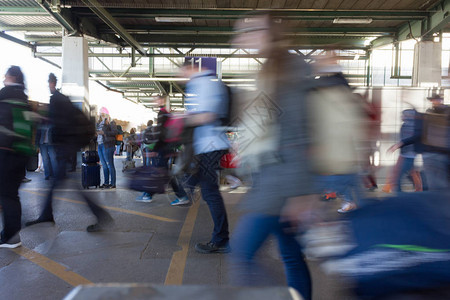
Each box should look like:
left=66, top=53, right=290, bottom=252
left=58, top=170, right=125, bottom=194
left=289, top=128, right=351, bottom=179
left=220, top=85, right=235, bottom=127
left=421, top=106, right=450, bottom=153
left=143, top=126, right=157, bottom=145
left=3, top=99, right=34, bottom=156
left=308, top=84, right=365, bottom=175
left=52, top=94, right=96, bottom=148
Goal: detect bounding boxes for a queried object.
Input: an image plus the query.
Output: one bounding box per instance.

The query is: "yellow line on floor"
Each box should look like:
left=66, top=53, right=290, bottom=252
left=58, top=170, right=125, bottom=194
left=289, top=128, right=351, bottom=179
left=12, top=246, right=92, bottom=286
left=23, top=190, right=178, bottom=223
left=164, top=199, right=200, bottom=285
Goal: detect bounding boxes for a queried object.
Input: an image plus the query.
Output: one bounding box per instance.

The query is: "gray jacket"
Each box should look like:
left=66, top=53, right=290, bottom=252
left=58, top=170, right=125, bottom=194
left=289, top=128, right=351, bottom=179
left=240, top=53, right=316, bottom=216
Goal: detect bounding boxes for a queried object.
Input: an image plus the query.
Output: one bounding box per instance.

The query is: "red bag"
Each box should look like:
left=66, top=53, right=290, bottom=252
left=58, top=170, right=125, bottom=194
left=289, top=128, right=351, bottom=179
left=220, top=152, right=239, bottom=169
left=163, top=116, right=185, bottom=144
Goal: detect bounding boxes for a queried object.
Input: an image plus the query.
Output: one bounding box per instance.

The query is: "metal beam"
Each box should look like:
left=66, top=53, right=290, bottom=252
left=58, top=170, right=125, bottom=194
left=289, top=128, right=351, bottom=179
left=422, top=0, right=450, bottom=37
left=0, top=6, right=47, bottom=15
left=35, top=1, right=76, bottom=34
left=0, top=31, right=33, bottom=49
left=371, top=0, right=450, bottom=49
left=73, top=8, right=429, bottom=18
left=99, top=25, right=397, bottom=34
left=81, top=0, right=146, bottom=55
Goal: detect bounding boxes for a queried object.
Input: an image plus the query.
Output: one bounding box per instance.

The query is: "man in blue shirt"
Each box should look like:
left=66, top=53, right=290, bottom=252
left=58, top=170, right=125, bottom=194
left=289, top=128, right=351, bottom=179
left=179, top=60, right=231, bottom=253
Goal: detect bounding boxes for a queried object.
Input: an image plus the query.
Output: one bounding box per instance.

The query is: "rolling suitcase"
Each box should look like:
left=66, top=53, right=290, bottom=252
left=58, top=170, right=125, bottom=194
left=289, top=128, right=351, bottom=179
left=81, top=163, right=100, bottom=189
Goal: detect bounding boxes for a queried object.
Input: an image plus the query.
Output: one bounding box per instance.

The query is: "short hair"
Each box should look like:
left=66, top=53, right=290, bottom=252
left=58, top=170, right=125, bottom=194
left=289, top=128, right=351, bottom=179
left=48, top=73, right=57, bottom=84
left=6, top=66, right=25, bottom=86
left=147, top=120, right=153, bottom=126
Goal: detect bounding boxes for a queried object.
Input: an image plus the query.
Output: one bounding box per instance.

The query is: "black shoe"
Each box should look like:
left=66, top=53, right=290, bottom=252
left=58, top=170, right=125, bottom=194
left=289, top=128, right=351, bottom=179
left=108, top=185, right=116, bottom=189
left=22, top=178, right=32, bottom=183
left=25, top=217, right=55, bottom=227
left=99, top=184, right=110, bottom=189
left=0, top=235, right=21, bottom=249
left=195, top=242, right=231, bottom=254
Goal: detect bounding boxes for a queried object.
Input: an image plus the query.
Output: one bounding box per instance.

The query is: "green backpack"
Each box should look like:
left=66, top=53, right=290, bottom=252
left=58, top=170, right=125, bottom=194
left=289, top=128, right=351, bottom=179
left=4, top=99, right=34, bottom=156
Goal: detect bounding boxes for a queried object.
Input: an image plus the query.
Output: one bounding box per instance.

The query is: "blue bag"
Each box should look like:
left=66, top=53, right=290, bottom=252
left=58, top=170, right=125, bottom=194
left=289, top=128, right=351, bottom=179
left=313, top=192, right=450, bottom=298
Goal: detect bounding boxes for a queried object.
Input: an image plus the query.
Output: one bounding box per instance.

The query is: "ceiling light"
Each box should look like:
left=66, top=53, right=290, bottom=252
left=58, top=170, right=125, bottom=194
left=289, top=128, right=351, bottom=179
left=333, top=18, right=373, bottom=24
left=155, top=17, right=192, bottom=23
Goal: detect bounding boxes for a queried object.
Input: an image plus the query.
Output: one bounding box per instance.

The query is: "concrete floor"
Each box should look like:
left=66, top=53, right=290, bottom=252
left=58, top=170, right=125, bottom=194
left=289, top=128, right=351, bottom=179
left=0, top=156, right=359, bottom=300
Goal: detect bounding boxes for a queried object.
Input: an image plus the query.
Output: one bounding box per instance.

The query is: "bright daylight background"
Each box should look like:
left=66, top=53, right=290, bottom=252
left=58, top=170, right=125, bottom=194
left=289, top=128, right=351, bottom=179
left=0, top=34, right=155, bottom=131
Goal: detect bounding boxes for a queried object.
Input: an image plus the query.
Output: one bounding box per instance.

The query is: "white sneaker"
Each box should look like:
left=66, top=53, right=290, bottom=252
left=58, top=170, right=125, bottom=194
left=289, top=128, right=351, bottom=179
left=226, top=175, right=242, bottom=189
left=337, top=202, right=357, bottom=213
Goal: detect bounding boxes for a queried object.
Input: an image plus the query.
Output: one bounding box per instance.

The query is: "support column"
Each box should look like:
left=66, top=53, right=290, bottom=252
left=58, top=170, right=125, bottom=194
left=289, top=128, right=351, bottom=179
left=412, top=40, right=442, bottom=87
left=61, top=36, right=90, bottom=112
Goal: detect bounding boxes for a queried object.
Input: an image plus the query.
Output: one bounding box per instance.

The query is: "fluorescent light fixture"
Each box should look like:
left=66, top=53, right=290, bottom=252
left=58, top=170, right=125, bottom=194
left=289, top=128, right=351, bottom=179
left=155, top=17, right=192, bottom=23
left=333, top=18, right=373, bottom=24
left=354, top=54, right=360, bottom=61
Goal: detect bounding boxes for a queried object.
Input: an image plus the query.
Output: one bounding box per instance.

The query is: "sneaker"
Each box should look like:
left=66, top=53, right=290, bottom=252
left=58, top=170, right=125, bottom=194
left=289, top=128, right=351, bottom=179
left=195, top=242, right=231, bottom=254
left=226, top=175, right=242, bottom=189
left=170, top=196, right=190, bottom=206
left=107, top=185, right=116, bottom=189
left=86, top=214, right=114, bottom=232
left=337, top=202, right=357, bottom=214
left=136, top=193, right=153, bottom=203
left=22, top=178, right=31, bottom=183
left=0, top=236, right=22, bottom=249
left=100, top=184, right=110, bottom=189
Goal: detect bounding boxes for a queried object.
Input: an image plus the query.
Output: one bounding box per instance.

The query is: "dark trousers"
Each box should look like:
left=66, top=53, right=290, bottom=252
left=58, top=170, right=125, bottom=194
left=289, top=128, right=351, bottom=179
left=185, top=150, right=229, bottom=245
left=38, top=145, right=109, bottom=222
left=0, top=150, right=28, bottom=242
left=148, top=149, right=186, bottom=198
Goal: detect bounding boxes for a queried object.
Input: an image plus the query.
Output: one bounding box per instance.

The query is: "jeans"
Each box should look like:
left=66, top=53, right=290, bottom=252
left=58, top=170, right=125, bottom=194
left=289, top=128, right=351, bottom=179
left=39, top=143, right=57, bottom=178
left=37, top=145, right=109, bottom=222
left=395, top=156, right=415, bottom=192
left=423, top=153, right=449, bottom=191
left=0, top=150, right=28, bottom=242
left=184, top=150, right=229, bottom=245
left=230, top=213, right=312, bottom=300
left=142, top=146, right=152, bottom=167
left=316, top=173, right=363, bottom=206
left=98, top=143, right=116, bottom=186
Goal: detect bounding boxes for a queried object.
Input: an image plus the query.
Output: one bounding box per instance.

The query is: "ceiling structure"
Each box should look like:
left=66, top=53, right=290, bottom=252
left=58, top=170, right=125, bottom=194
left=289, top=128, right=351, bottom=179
left=0, top=0, right=449, bottom=107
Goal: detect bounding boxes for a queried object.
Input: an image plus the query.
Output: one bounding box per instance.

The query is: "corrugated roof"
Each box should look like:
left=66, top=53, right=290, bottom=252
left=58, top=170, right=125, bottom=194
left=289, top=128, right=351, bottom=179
left=0, top=15, right=59, bottom=27
left=1, top=0, right=41, bottom=7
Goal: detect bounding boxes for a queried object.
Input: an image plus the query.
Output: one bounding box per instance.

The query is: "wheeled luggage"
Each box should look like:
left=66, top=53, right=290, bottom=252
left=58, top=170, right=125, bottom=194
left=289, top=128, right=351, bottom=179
left=81, top=163, right=100, bottom=188
left=82, top=150, right=99, bottom=164
left=128, top=166, right=169, bottom=194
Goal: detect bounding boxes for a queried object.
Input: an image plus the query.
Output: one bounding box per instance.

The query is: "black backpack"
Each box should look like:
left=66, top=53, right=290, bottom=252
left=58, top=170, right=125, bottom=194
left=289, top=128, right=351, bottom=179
left=220, top=85, right=236, bottom=127
left=143, top=126, right=158, bottom=145
left=52, top=93, right=96, bottom=148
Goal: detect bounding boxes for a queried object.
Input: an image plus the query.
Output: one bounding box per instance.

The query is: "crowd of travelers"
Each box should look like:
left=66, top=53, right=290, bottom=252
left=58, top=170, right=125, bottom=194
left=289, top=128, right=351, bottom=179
left=0, top=11, right=449, bottom=300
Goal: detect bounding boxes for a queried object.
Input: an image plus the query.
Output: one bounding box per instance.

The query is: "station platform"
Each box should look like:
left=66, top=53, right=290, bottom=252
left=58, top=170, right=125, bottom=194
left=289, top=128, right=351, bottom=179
left=0, top=156, right=355, bottom=300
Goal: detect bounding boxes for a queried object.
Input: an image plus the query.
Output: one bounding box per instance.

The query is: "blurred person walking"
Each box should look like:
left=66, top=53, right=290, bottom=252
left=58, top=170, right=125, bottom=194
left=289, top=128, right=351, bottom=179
left=393, top=109, right=422, bottom=192
left=136, top=95, right=189, bottom=203
left=179, top=59, right=231, bottom=253
left=389, top=94, right=449, bottom=190
left=309, top=54, right=366, bottom=213
left=97, top=114, right=117, bottom=188
left=0, top=66, right=33, bottom=248
left=25, top=73, right=113, bottom=232
left=229, top=13, right=316, bottom=300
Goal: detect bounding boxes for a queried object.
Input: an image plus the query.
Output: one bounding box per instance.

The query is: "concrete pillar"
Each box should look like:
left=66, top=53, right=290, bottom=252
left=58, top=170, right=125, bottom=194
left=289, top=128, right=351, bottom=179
left=61, top=36, right=90, bottom=112
left=412, top=40, right=442, bottom=87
